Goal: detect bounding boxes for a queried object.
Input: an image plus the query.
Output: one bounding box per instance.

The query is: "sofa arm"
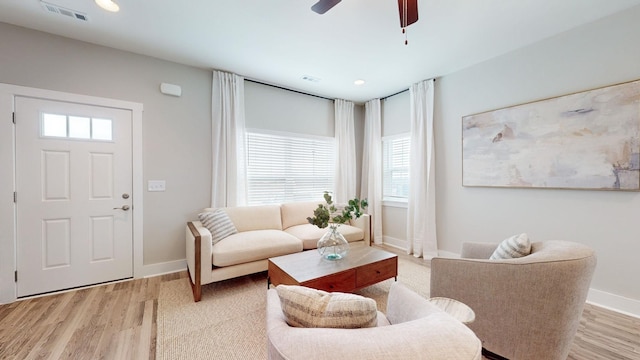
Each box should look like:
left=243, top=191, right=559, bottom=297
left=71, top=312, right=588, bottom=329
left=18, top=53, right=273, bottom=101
left=186, top=221, right=213, bottom=302
left=350, top=214, right=371, bottom=246
left=460, top=242, right=497, bottom=259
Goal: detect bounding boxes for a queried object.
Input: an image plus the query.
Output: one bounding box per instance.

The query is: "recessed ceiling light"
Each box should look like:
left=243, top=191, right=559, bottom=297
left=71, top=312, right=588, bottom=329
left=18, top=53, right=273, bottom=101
left=95, top=0, right=119, bottom=12
left=354, top=79, right=366, bottom=86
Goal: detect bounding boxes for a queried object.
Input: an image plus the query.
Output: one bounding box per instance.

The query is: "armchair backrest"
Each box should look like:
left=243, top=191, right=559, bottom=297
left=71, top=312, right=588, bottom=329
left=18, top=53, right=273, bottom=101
left=431, top=240, right=596, bottom=360
left=266, top=282, right=482, bottom=360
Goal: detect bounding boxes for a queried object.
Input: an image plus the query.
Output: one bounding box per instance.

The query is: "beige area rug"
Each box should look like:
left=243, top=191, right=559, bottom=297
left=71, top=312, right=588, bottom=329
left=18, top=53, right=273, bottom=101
left=156, top=258, right=430, bottom=360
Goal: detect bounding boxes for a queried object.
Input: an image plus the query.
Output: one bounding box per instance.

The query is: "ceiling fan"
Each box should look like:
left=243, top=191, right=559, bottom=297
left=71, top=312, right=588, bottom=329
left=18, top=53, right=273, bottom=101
left=311, top=0, right=419, bottom=28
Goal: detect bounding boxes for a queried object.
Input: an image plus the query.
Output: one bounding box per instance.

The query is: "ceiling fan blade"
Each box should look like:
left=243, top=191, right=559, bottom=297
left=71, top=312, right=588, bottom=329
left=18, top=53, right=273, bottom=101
left=311, top=0, right=342, bottom=15
left=398, top=0, right=418, bottom=27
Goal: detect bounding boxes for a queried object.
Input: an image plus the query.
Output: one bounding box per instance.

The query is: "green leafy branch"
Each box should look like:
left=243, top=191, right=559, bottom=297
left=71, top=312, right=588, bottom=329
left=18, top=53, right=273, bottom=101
left=307, top=191, right=368, bottom=229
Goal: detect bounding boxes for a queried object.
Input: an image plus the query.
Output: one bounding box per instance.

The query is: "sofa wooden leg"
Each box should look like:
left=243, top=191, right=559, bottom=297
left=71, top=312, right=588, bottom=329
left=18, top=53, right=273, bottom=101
left=187, top=267, right=202, bottom=302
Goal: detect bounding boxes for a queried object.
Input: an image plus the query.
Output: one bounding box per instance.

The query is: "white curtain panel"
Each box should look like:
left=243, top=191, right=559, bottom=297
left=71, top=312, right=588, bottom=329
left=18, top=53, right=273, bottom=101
left=211, top=70, right=247, bottom=208
left=334, top=99, right=356, bottom=203
left=407, top=79, right=437, bottom=259
left=362, top=99, right=383, bottom=244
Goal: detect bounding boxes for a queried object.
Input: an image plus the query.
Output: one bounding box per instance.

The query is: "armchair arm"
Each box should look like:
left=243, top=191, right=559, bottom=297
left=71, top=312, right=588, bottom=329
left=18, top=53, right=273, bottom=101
left=460, top=242, right=497, bottom=259
left=386, top=282, right=443, bottom=324
left=350, top=214, right=371, bottom=246
left=186, top=221, right=213, bottom=302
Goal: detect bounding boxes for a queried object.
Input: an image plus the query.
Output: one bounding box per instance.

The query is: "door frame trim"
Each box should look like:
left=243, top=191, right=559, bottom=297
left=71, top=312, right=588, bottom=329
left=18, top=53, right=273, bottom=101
left=0, top=83, right=143, bottom=304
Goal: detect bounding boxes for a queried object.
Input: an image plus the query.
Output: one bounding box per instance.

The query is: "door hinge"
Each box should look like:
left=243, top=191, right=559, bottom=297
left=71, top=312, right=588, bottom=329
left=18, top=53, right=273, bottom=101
left=13, top=192, right=16, bottom=203
left=12, top=112, right=15, bottom=124
left=14, top=271, right=17, bottom=282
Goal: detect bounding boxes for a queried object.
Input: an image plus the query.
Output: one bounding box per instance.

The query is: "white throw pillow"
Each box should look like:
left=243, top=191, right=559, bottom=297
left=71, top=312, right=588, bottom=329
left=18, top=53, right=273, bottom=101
left=276, top=285, right=378, bottom=329
left=490, top=233, right=531, bottom=260
left=198, top=209, right=238, bottom=245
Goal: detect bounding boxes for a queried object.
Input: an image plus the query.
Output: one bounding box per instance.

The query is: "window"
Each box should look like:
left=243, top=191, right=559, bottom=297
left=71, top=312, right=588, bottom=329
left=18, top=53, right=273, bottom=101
left=42, top=113, right=113, bottom=141
left=382, top=134, right=410, bottom=202
left=246, top=130, right=334, bottom=205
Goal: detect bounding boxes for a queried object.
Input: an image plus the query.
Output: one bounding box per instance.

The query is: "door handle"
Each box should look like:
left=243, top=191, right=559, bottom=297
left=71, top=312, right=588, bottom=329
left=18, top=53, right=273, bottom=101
left=113, top=205, right=130, bottom=211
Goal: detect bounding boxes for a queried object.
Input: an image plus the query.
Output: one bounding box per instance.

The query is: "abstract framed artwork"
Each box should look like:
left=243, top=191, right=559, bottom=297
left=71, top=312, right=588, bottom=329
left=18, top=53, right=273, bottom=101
left=462, top=79, right=640, bottom=191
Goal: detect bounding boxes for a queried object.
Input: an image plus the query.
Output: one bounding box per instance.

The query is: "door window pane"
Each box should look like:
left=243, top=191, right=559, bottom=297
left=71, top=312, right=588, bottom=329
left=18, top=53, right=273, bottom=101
left=68, top=116, right=91, bottom=139
left=42, top=114, right=67, bottom=137
left=42, top=113, right=113, bottom=141
left=92, top=118, right=112, bottom=141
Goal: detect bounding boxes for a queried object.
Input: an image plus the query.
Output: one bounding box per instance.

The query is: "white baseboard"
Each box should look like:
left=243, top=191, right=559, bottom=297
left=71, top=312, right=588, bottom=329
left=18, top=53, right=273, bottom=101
left=587, top=288, right=640, bottom=319
left=141, top=259, right=187, bottom=278
left=382, top=235, right=407, bottom=250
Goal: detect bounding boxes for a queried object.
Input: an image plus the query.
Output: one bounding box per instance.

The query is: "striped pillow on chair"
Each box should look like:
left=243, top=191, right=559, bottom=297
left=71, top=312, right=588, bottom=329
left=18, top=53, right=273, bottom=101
left=490, top=233, right=531, bottom=259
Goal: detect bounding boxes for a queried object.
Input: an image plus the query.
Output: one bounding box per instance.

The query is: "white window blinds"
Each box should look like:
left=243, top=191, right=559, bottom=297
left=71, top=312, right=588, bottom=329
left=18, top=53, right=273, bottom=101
left=246, top=130, right=335, bottom=205
left=382, top=134, right=410, bottom=201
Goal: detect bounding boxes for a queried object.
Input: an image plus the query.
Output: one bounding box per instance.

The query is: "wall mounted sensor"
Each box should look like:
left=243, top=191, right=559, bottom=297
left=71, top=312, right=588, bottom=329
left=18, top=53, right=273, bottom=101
left=160, top=83, right=182, bottom=97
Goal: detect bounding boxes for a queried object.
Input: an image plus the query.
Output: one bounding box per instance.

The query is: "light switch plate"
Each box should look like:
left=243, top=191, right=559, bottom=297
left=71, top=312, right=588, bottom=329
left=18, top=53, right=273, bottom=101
left=148, top=180, right=166, bottom=192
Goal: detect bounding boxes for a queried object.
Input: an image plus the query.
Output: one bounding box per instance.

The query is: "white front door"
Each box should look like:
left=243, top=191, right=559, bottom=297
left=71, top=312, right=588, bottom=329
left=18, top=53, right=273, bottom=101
left=15, top=96, right=133, bottom=297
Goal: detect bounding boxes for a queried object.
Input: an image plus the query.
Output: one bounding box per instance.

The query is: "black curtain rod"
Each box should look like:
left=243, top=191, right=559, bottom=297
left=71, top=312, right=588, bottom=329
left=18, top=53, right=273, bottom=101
left=380, top=78, right=437, bottom=101
left=381, top=88, right=409, bottom=100
left=246, top=78, right=436, bottom=103
left=244, top=78, right=334, bottom=101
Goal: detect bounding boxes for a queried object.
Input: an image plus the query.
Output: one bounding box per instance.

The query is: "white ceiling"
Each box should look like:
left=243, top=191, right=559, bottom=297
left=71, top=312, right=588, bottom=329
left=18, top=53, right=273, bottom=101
left=1, top=0, right=640, bottom=103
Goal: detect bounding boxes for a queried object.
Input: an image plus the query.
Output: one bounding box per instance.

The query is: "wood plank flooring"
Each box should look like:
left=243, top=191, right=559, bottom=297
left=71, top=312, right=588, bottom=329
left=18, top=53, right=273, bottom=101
left=1, top=252, right=638, bottom=359
left=0, top=272, right=186, bottom=360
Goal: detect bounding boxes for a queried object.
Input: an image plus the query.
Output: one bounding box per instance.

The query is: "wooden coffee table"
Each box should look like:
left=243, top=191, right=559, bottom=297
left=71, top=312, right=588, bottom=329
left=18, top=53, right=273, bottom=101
left=268, top=246, right=398, bottom=292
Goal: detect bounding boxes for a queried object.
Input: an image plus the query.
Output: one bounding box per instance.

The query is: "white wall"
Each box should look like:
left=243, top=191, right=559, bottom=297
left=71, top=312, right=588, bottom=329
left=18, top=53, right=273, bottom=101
left=245, top=81, right=334, bottom=137
left=436, top=6, right=640, bottom=313
left=381, top=91, right=410, bottom=247
left=0, top=22, right=212, bottom=276
left=0, top=24, right=366, bottom=302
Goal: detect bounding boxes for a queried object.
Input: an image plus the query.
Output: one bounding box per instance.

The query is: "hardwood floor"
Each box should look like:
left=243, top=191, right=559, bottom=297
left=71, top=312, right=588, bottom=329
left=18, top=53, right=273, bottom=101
left=1, top=252, right=639, bottom=360
left=0, top=272, right=187, bottom=360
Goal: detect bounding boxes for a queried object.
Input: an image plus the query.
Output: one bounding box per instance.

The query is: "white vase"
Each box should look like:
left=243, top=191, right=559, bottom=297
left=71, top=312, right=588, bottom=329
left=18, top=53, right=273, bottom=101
left=317, top=225, right=349, bottom=261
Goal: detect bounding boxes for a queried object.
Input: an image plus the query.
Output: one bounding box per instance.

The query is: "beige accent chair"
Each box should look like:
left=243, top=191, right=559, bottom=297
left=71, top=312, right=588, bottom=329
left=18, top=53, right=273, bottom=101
left=430, top=240, right=596, bottom=360
left=266, top=282, right=482, bottom=360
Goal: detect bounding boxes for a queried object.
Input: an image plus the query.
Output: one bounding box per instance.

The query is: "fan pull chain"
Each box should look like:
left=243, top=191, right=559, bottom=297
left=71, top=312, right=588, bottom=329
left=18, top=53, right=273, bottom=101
left=402, top=0, right=408, bottom=45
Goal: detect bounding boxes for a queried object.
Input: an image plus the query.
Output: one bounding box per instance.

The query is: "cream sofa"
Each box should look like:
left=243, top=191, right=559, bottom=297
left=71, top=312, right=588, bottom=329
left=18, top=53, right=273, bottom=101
left=186, top=201, right=370, bottom=301
left=266, top=281, right=482, bottom=360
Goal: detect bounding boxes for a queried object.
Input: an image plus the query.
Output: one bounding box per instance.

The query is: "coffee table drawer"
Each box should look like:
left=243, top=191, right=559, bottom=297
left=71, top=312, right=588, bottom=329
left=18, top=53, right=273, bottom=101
left=302, top=269, right=356, bottom=292
left=356, top=257, right=397, bottom=288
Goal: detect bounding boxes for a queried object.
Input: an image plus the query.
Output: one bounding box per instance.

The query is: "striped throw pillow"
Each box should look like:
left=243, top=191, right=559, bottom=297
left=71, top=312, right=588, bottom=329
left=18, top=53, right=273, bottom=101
left=490, top=233, right=531, bottom=260
left=276, top=285, right=378, bottom=329
left=198, top=209, right=238, bottom=245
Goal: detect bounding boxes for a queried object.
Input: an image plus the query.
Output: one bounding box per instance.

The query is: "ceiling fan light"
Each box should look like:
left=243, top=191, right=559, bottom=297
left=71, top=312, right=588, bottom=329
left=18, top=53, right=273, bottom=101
left=95, top=0, right=119, bottom=12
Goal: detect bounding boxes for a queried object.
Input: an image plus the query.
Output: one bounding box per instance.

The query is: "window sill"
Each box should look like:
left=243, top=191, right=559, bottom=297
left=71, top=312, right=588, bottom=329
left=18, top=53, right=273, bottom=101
left=382, top=200, right=408, bottom=209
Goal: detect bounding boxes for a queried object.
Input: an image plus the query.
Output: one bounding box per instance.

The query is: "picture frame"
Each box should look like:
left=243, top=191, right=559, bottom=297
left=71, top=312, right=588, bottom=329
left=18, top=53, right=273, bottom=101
left=462, top=79, right=640, bottom=191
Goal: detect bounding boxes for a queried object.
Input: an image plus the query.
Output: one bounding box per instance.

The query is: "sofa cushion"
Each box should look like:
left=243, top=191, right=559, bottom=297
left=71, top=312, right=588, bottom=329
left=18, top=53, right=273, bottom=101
left=224, top=205, right=283, bottom=232
left=212, top=229, right=302, bottom=267
left=198, top=209, right=238, bottom=245
left=276, top=285, right=378, bottom=329
left=490, top=233, right=531, bottom=260
left=284, top=224, right=364, bottom=250
left=280, top=201, right=319, bottom=230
